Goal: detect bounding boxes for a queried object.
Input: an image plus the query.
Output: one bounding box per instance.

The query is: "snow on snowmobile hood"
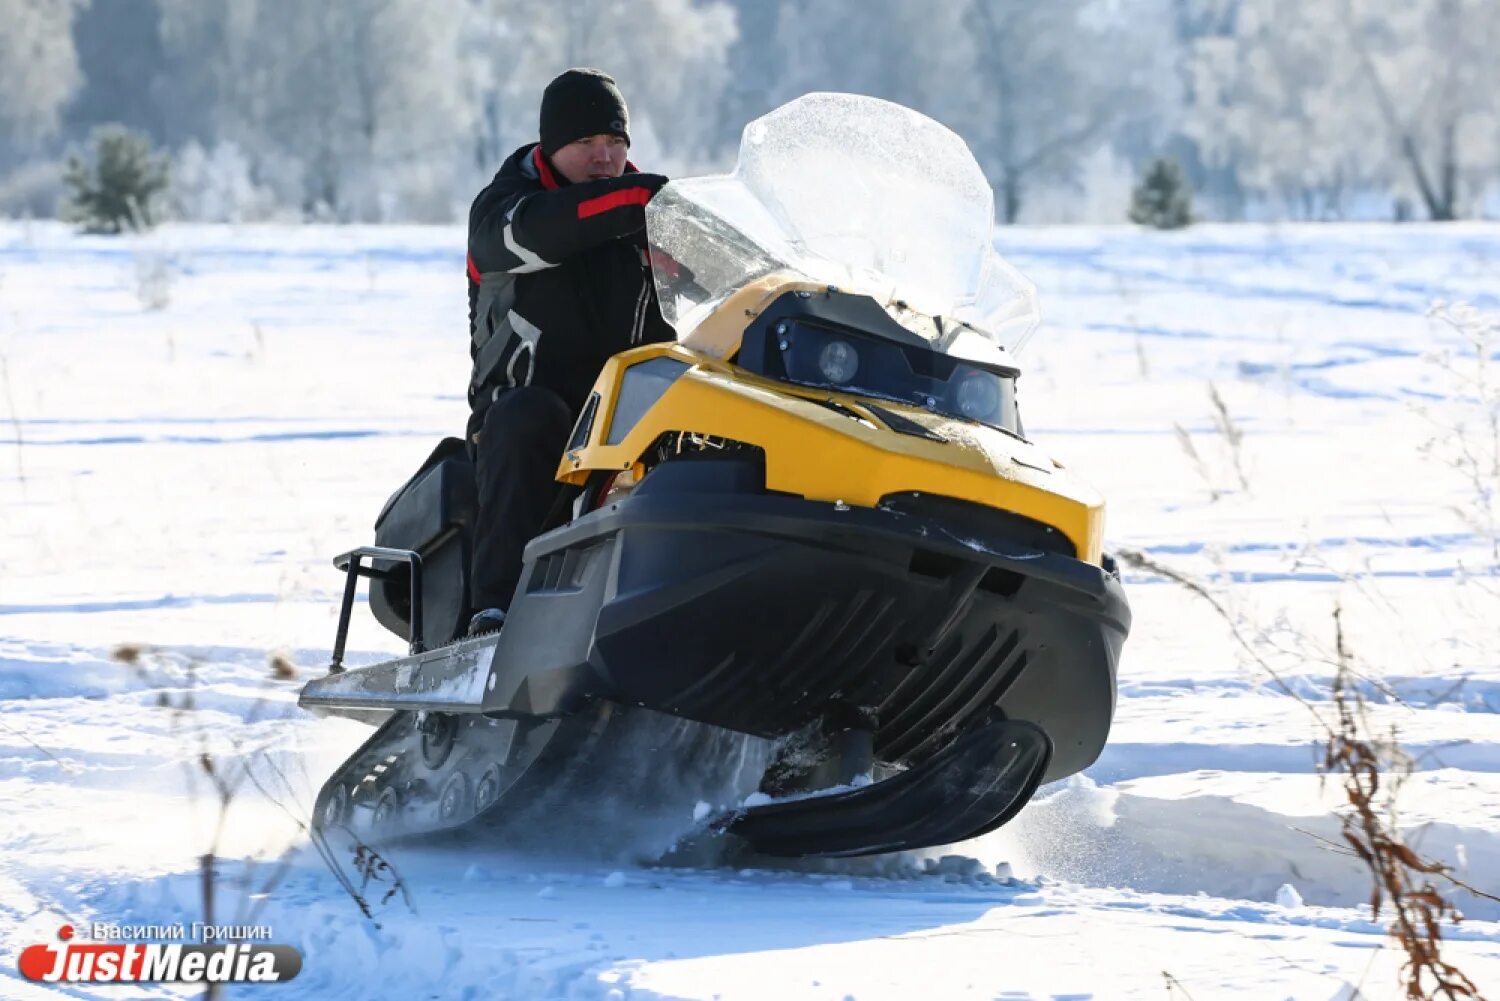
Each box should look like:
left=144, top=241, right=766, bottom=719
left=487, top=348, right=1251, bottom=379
left=646, top=93, right=1041, bottom=365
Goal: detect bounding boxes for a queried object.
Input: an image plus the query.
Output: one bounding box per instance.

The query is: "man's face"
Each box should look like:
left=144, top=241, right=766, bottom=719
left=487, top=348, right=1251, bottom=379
left=550, top=134, right=628, bottom=184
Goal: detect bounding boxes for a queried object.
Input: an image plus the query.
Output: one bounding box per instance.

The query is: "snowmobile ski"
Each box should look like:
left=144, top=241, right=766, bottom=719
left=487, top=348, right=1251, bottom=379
left=718, top=718, right=1051, bottom=857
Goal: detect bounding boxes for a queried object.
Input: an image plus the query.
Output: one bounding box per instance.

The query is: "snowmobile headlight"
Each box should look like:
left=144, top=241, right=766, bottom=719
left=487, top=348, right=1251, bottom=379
left=955, top=372, right=1001, bottom=421
left=767, top=316, right=1022, bottom=437
left=816, top=339, right=860, bottom=384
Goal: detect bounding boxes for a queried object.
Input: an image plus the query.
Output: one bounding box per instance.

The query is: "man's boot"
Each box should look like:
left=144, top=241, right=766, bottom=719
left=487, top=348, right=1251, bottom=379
left=467, top=607, right=507, bottom=637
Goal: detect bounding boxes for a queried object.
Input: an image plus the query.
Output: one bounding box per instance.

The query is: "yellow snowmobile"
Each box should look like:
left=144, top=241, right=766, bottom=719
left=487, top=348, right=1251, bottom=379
left=300, top=94, right=1130, bottom=858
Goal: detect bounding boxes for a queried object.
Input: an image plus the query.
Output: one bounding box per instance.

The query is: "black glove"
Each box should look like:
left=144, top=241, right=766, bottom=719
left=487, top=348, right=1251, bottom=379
left=631, top=173, right=669, bottom=200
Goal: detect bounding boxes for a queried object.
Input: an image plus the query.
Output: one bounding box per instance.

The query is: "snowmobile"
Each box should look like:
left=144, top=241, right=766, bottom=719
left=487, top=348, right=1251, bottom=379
left=299, top=94, right=1130, bottom=859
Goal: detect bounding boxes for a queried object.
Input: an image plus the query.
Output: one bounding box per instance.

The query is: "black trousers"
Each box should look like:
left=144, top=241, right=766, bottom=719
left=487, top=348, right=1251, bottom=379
left=470, top=386, right=574, bottom=613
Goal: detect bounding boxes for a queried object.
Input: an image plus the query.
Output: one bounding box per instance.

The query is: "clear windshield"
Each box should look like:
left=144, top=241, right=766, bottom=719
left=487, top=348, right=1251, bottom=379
left=646, top=93, right=1041, bottom=362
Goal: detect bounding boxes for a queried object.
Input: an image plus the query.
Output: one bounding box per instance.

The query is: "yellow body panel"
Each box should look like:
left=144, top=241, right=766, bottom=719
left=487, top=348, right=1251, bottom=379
left=558, top=341, right=1105, bottom=565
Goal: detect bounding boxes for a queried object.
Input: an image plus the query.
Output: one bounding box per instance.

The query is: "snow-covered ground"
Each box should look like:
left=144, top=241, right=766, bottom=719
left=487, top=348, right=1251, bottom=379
left=2, top=220, right=1497, bottom=999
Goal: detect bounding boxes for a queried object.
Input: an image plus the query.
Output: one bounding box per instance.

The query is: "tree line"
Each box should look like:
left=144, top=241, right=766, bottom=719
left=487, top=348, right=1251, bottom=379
left=2, top=0, right=1496, bottom=225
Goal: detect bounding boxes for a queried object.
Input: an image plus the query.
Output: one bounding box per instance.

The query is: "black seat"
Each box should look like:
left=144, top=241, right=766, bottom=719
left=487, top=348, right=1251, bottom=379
left=369, top=437, right=477, bottom=649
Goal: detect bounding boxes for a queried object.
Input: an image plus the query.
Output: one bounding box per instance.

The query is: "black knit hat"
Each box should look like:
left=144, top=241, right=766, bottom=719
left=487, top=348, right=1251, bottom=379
left=540, top=69, right=631, bottom=156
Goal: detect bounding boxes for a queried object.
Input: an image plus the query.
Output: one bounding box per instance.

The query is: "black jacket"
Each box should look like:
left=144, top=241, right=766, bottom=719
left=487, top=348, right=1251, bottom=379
left=466, top=143, right=674, bottom=422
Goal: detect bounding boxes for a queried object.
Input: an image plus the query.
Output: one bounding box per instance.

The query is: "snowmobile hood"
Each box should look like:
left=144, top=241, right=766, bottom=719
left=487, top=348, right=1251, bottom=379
left=558, top=341, right=1105, bottom=564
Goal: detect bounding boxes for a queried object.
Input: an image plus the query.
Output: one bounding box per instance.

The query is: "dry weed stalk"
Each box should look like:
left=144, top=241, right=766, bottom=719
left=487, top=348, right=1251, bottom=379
left=1113, top=546, right=1317, bottom=716
left=1172, top=422, right=1222, bottom=502
left=1417, top=303, right=1500, bottom=563
left=1174, top=382, right=1250, bottom=502
left=1111, top=553, right=1496, bottom=998
left=1208, top=382, right=1250, bottom=492
left=110, top=643, right=413, bottom=963
left=1161, top=970, right=1199, bottom=999
left=1324, top=610, right=1495, bottom=1001
left=134, top=251, right=174, bottom=312
left=114, top=644, right=275, bottom=998
left=0, top=715, right=80, bottom=772
left=351, top=844, right=413, bottom=912
left=241, top=748, right=414, bottom=929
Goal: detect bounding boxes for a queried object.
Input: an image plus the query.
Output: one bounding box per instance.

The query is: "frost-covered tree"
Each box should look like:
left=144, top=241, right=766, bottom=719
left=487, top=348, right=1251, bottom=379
left=65, top=0, right=168, bottom=140
left=85, top=0, right=737, bottom=219
left=273, top=1, right=477, bottom=219
left=1185, top=1, right=1361, bottom=218
left=961, top=0, right=1176, bottom=222
left=467, top=0, right=738, bottom=170
left=155, top=0, right=477, bottom=220
left=171, top=141, right=280, bottom=223
left=1340, top=0, right=1500, bottom=220
left=1185, top=0, right=1500, bottom=220
left=713, top=0, right=785, bottom=149
left=0, top=0, right=85, bottom=153
left=154, top=2, right=292, bottom=160
left=767, top=0, right=977, bottom=126
left=711, top=0, right=1173, bottom=223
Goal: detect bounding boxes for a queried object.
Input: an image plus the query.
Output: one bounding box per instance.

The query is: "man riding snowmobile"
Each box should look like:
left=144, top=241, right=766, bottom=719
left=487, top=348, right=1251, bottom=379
left=465, top=68, right=671, bottom=635
left=301, top=93, right=1131, bottom=860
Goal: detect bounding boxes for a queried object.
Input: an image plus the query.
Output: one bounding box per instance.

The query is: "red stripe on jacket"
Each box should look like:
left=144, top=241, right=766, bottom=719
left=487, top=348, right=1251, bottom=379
left=531, top=147, right=561, bottom=191
left=466, top=252, right=481, bottom=283
left=577, top=187, right=652, bottom=220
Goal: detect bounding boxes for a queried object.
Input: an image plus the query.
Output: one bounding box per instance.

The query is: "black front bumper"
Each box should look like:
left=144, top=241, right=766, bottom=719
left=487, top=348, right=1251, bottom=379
left=485, top=461, right=1130, bottom=784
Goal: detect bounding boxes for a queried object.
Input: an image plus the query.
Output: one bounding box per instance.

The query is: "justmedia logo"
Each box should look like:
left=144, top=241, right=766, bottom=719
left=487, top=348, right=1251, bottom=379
left=18, top=924, right=303, bottom=984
